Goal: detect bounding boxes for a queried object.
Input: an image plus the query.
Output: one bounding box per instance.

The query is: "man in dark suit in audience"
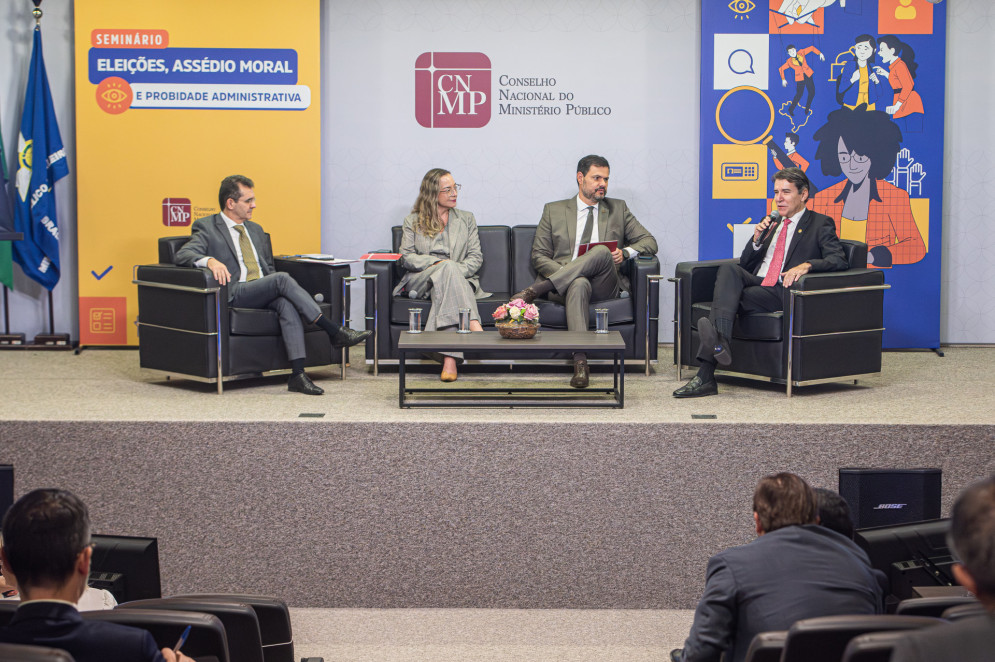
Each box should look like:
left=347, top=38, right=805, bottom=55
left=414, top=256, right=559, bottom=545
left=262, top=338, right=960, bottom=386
left=672, top=473, right=883, bottom=662
left=0, top=488, right=193, bottom=662
left=175, top=175, right=371, bottom=395
left=891, top=475, right=995, bottom=662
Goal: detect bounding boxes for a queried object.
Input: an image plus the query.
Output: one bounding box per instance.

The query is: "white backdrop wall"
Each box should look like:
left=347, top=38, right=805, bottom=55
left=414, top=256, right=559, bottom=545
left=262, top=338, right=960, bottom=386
left=0, top=0, right=992, bottom=345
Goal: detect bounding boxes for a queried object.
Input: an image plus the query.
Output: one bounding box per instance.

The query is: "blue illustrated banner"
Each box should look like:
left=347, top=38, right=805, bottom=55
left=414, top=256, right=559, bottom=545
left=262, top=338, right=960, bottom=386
left=88, top=48, right=299, bottom=85
left=699, top=0, right=944, bottom=349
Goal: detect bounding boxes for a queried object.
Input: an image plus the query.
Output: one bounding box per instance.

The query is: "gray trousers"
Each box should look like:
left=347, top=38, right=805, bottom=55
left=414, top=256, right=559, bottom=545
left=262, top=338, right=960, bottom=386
left=407, top=260, right=482, bottom=360
left=546, top=245, right=621, bottom=332
left=230, top=272, right=322, bottom=361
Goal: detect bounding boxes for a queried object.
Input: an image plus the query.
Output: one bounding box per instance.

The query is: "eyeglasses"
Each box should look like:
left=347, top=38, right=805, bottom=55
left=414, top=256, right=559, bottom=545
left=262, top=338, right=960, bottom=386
left=839, top=151, right=869, bottom=164
left=439, top=184, right=462, bottom=195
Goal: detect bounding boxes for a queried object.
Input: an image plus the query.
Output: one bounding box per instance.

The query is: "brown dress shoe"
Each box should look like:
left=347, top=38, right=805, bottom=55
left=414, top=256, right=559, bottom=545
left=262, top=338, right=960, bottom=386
left=570, top=359, right=589, bottom=389
left=510, top=286, right=537, bottom=305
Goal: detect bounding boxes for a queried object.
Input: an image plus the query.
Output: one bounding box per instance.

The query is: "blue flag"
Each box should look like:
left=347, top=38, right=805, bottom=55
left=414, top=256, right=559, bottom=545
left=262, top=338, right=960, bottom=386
left=13, top=28, right=69, bottom=291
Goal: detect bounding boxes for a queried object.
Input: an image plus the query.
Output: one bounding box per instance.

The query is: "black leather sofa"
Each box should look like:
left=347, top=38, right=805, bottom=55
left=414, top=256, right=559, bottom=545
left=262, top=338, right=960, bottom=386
left=134, top=236, right=350, bottom=393
left=363, top=224, right=661, bottom=367
left=672, top=240, right=888, bottom=396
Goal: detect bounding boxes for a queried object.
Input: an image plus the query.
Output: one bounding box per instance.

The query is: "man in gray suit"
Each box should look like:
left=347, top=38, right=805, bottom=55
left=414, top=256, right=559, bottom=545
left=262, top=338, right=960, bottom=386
left=673, top=473, right=883, bottom=662
left=513, top=155, right=658, bottom=388
left=891, top=475, right=995, bottom=662
left=175, top=175, right=371, bottom=395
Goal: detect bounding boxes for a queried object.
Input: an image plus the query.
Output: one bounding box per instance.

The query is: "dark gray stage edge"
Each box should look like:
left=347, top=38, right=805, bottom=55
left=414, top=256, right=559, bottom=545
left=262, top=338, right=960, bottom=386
left=2, top=421, right=993, bottom=609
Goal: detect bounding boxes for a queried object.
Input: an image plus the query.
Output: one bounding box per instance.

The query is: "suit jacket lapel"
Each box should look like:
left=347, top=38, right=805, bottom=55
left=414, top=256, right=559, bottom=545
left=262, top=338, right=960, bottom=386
left=565, top=198, right=578, bottom=256
left=214, top=214, right=239, bottom=263
left=449, top=210, right=465, bottom=260
left=783, top=209, right=811, bottom=266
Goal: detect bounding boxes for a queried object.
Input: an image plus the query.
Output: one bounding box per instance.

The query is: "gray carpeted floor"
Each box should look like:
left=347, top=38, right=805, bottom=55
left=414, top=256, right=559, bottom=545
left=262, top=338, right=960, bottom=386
left=287, top=608, right=695, bottom=661
left=1, top=345, right=992, bottom=424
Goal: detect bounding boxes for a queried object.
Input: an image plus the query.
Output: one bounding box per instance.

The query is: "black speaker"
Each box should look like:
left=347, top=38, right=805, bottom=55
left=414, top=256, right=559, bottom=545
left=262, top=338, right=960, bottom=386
left=839, top=467, right=941, bottom=529
left=0, top=464, right=13, bottom=522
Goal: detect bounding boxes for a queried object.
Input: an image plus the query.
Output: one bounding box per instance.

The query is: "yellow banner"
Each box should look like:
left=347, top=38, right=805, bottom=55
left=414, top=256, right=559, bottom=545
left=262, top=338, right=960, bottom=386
left=74, top=0, right=320, bottom=346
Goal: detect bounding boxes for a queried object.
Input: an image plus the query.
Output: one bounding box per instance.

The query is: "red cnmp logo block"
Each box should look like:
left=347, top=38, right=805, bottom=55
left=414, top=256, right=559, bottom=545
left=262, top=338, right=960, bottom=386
left=415, top=52, right=491, bottom=128
left=162, top=198, right=192, bottom=227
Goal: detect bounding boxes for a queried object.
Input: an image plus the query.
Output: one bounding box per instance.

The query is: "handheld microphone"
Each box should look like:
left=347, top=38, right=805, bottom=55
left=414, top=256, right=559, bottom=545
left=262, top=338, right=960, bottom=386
left=756, top=211, right=782, bottom=245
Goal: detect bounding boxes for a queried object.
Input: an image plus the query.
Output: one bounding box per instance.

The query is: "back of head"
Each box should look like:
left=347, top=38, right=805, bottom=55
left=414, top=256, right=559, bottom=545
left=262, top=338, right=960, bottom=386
left=814, top=487, right=855, bottom=539
left=753, top=472, right=818, bottom=533
left=949, top=475, right=995, bottom=602
left=1, top=488, right=90, bottom=590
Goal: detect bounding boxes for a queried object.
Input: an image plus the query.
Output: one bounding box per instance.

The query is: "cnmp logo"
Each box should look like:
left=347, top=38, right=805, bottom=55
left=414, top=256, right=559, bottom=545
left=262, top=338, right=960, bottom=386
left=415, top=52, right=491, bottom=129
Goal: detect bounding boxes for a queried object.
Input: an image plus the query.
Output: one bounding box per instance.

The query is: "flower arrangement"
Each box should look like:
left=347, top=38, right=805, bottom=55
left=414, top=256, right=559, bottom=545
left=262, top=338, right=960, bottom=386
left=493, top=298, right=540, bottom=325
left=493, top=298, right=540, bottom=338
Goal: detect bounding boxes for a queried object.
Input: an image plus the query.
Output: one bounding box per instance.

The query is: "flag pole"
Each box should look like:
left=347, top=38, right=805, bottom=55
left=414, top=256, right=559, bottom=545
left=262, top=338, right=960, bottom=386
left=26, top=0, right=70, bottom=349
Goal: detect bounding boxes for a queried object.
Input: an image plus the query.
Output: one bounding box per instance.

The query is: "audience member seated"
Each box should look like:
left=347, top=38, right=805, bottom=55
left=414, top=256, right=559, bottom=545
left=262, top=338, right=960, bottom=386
left=0, top=489, right=192, bottom=662
left=891, top=475, right=995, bottom=662
left=814, top=487, right=856, bottom=539
left=672, top=473, right=883, bottom=662
left=1, top=539, right=116, bottom=611
left=395, top=168, right=487, bottom=382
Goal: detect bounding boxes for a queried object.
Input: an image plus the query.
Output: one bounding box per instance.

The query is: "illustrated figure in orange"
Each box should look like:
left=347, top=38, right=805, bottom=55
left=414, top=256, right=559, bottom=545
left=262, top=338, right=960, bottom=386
left=772, top=132, right=810, bottom=172
left=779, top=44, right=825, bottom=118
left=836, top=35, right=889, bottom=111
left=810, top=106, right=926, bottom=267
left=873, top=35, right=924, bottom=120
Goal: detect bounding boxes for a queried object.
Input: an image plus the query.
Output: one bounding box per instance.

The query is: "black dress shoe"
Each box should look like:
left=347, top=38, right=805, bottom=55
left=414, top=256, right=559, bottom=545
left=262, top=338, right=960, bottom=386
left=330, top=327, right=373, bottom=348
left=698, top=318, right=732, bottom=366
left=672, top=375, right=718, bottom=398
left=288, top=372, right=324, bottom=395
left=510, top=286, right=537, bottom=305
left=570, top=359, right=589, bottom=389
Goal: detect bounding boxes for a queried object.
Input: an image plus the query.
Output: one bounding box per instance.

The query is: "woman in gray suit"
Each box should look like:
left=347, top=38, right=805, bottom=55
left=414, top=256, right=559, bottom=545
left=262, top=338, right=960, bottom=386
left=394, top=168, right=489, bottom=381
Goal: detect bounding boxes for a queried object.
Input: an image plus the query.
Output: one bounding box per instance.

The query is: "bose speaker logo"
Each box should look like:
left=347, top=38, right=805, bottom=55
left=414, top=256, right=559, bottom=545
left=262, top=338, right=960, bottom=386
left=873, top=504, right=908, bottom=510
left=415, top=52, right=491, bottom=128
left=162, top=198, right=191, bottom=226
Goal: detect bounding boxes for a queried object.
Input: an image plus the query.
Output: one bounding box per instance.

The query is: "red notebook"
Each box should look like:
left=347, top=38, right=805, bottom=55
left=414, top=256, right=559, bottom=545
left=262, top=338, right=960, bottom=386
left=576, top=240, right=617, bottom=257
left=360, top=252, right=401, bottom=261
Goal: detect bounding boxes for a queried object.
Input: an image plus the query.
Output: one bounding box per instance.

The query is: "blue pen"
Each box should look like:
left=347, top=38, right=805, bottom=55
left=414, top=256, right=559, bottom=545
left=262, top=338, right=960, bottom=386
left=173, top=625, right=192, bottom=654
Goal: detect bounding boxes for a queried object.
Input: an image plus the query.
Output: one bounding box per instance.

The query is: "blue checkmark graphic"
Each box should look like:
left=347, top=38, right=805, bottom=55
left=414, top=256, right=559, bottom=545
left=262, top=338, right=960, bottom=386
left=92, top=266, right=113, bottom=280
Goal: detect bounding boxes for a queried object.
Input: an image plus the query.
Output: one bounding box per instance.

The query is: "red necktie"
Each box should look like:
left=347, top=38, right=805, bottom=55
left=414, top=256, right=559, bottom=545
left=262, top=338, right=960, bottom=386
left=761, top=219, right=792, bottom=287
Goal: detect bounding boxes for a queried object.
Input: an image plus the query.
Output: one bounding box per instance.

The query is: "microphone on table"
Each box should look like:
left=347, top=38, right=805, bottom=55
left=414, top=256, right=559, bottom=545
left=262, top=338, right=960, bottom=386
left=755, top=210, right=782, bottom=245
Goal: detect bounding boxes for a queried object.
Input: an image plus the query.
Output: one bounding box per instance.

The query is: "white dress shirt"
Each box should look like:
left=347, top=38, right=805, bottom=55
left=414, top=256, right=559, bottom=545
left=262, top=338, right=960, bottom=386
left=755, top=208, right=805, bottom=281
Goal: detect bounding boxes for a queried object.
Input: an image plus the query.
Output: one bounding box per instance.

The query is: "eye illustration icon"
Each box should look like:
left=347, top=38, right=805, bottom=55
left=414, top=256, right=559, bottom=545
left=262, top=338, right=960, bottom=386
left=95, top=77, right=133, bottom=115
left=729, top=0, right=755, bottom=17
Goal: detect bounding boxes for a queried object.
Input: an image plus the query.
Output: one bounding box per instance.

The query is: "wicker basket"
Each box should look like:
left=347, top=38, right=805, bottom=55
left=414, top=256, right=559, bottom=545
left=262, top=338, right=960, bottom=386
left=495, top=321, right=540, bottom=339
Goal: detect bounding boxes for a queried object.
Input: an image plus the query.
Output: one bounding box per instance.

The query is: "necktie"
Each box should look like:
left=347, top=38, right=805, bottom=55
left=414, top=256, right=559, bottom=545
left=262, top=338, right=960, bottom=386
left=234, top=225, right=261, bottom=281
left=580, top=206, right=595, bottom=245
left=760, top=219, right=792, bottom=287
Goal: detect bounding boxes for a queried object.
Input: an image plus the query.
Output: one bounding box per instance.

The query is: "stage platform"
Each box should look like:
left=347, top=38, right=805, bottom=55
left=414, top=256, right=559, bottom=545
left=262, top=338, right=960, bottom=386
left=1, top=347, right=993, bottom=611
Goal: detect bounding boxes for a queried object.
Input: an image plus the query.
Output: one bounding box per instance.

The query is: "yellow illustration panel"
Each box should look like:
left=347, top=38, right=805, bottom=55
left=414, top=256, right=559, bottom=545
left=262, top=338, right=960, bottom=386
left=713, top=144, right=769, bottom=199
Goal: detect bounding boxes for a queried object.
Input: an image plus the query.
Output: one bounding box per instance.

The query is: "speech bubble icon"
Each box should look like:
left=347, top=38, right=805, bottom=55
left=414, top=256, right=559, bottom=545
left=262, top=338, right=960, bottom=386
left=728, top=49, right=755, bottom=75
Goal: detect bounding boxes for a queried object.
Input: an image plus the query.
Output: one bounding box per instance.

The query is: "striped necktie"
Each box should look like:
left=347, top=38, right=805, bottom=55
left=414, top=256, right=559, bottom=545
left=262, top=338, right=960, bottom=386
left=233, top=225, right=261, bottom=281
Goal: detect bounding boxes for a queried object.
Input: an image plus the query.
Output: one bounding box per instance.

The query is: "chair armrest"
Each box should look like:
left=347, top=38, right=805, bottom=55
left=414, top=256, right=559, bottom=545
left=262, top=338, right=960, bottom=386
left=134, top=264, right=229, bottom=334
left=135, top=263, right=224, bottom=292
left=785, top=268, right=888, bottom=336
left=364, top=260, right=396, bottom=359
left=627, top=256, right=661, bottom=359
left=274, top=258, right=349, bottom=324
left=674, top=258, right=737, bottom=304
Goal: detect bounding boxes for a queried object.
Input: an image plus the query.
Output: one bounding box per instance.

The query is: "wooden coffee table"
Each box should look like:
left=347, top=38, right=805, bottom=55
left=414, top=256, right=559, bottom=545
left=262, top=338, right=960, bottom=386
left=397, top=330, right=626, bottom=408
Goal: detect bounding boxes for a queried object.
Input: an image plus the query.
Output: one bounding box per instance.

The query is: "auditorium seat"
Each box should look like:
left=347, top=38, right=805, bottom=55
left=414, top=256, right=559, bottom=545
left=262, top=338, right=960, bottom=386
left=82, top=608, right=229, bottom=662
left=0, top=643, right=75, bottom=662
left=672, top=239, right=888, bottom=396
left=117, top=597, right=262, bottom=662
left=895, top=595, right=979, bottom=617
left=780, top=614, right=941, bottom=662
left=840, top=630, right=922, bottom=662
left=0, top=599, right=19, bottom=626
left=941, top=602, right=988, bottom=621
left=743, top=630, right=787, bottom=662
left=170, top=593, right=295, bottom=662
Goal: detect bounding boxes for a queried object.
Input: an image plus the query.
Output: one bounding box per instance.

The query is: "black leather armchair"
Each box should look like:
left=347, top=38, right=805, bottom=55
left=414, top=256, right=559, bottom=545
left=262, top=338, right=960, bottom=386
left=135, top=237, right=350, bottom=393
left=672, top=240, right=888, bottom=396
left=364, top=224, right=661, bottom=368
